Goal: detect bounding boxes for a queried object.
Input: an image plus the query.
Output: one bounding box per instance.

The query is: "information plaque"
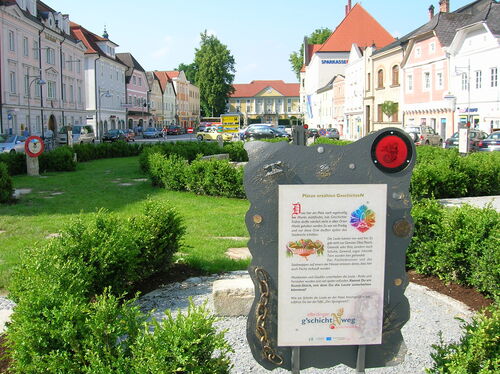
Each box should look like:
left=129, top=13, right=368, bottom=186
left=278, top=184, right=387, bottom=347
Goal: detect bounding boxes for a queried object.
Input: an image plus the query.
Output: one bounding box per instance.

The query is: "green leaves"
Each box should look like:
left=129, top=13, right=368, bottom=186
left=0, top=162, right=13, bottom=203
left=194, top=31, right=236, bottom=116
left=289, top=28, right=331, bottom=79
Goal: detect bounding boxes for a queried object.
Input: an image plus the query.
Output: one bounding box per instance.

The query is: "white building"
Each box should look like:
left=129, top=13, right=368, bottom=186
left=447, top=2, right=500, bottom=133
left=71, top=23, right=127, bottom=138
left=1, top=0, right=87, bottom=137
left=344, top=44, right=367, bottom=138
left=153, top=71, right=177, bottom=126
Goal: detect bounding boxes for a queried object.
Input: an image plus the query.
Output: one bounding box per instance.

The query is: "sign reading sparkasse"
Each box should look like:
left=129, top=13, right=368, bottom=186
left=278, top=184, right=387, bottom=347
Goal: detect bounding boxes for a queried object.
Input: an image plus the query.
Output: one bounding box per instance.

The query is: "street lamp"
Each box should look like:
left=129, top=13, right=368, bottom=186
left=26, top=74, right=46, bottom=134
left=98, top=89, right=112, bottom=139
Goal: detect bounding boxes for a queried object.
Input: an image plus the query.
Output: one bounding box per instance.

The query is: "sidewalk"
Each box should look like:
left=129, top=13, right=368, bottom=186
left=439, top=195, right=499, bottom=211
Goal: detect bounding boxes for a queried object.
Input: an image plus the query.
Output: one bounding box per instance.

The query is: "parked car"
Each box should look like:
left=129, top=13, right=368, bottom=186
left=167, top=125, right=183, bottom=135
left=307, top=128, right=319, bottom=139
left=445, top=129, right=489, bottom=151
left=57, top=125, right=95, bottom=145
left=270, top=127, right=292, bottom=141
left=244, top=125, right=279, bottom=141
left=404, top=125, right=443, bottom=146
left=0, top=135, right=26, bottom=154
left=196, top=127, right=233, bottom=142
left=143, top=127, right=161, bottom=138
left=123, top=129, right=136, bottom=142
left=477, top=131, right=500, bottom=152
left=325, top=128, right=340, bottom=140
left=102, top=129, right=126, bottom=142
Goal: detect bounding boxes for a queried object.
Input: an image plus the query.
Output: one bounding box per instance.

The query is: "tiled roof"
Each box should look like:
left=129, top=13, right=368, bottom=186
left=230, top=80, right=299, bottom=97
left=153, top=71, right=177, bottom=95
left=70, top=21, right=119, bottom=55
left=116, top=52, right=146, bottom=83
left=318, top=3, right=394, bottom=52
left=165, top=71, right=180, bottom=79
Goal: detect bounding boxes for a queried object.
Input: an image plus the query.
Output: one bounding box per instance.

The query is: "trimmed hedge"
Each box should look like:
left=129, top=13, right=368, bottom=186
left=72, top=141, right=143, bottom=162
left=427, top=306, right=499, bottom=373
left=7, top=200, right=232, bottom=373
left=0, top=147, right=77, bottom=176
left=147, top=153, right=245, bottom=199
left=411, top=147, right=500, bottom=200
left=408, top=199, right=499, bottom=299
left=0, top=162, right=14, bottom=203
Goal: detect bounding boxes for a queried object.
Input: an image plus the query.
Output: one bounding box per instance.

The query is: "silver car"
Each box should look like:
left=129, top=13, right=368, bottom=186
left=0, top=135, right=27, bottom=154
left=57, top=125, right=95, bottom=145
left=404, top=125, right=442, bottom=146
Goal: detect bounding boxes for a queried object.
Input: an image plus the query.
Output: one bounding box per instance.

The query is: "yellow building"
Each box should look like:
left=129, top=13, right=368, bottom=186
left=228, top=80, right=300, bottom=126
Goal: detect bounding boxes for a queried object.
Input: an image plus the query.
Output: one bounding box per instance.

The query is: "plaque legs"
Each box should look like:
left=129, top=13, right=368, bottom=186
left=356, top=345, right=366, bottom=373
left=291, top=347, right=300, bottom=374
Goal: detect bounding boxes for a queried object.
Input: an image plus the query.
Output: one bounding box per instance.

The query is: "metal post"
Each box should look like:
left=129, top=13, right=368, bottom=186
left=291, top=347, right=300, bottom=374
left=356, top=345, right=366, bottom=374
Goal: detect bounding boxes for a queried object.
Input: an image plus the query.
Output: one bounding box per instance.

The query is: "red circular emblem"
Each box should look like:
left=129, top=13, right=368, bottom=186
left=24, top=136, right=45, bottom=158
left=371, top=131, right=413, bottom=173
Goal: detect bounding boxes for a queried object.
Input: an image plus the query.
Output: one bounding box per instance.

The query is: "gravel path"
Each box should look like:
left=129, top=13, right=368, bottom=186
left=138, top=271, right=473, bottom=374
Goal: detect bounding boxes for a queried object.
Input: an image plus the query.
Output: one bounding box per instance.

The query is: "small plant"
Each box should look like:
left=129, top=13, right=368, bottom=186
left=426, top=305, right=500, bottom=373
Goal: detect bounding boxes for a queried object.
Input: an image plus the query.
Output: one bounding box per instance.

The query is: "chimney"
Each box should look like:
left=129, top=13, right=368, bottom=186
left=439, top=0, right=450, bottom=13
left=345, top=0, right=352, bottom=16
left=428, top=4, right=435, bottom=19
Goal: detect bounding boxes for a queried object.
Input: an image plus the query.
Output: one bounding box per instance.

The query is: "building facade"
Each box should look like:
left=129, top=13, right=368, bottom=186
left=70, top=23, right=127, bottom=138
left=153, top=70, right=177, bottom=126
left=146, top=71, right=163, bottom=127
left=228, top=80, right=300, bottom=126
left=1, top=0, right=87, bottom=137
left=116, top=52, right=151, bottom=129
left=344, top=44, right=366, bottom=138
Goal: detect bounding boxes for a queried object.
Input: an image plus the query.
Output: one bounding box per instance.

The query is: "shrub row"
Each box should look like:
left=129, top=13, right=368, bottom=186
left=148, top=153, right=245, bottom=199
left=0, top=162, right=13, bottom=203
left=408, top=199, right=499, bottom=299
left=0, top=146, right=77, bottom=176
left=411, top=147, right=500, bottom=200
left=7, top=200, right=232, bottom=373
left=72, top=141, right=143, bottom=162
left=427, top=306, right=499, bottom=373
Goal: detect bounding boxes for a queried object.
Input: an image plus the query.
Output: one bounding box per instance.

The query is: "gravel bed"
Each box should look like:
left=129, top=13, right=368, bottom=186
left=138, top=271, right=473, bottom=374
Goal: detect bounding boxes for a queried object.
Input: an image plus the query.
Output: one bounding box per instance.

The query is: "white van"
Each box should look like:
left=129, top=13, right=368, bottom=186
left=57, top=125, right=95, bottom=145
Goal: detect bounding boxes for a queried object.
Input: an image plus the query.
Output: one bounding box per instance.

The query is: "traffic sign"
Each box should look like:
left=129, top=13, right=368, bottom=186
left=25, top=136, right=45, bottom=158
left=187, top=128, right=194, bottom=134
left=319, top=129, right=327, bottom=136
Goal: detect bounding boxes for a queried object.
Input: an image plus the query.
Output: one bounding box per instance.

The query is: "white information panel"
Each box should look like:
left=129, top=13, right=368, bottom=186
left=278, top=184, right=387, bottom=347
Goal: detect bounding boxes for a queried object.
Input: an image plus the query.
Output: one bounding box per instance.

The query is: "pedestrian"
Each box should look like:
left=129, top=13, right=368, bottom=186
left=23, top=127, right=29, bottom=137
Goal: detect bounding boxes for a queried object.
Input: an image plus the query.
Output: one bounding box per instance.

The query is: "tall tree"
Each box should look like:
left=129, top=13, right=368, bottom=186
left=175, top=62, right=197, bottom=83
left=194, top=31, right=236, bottom=117
left=289, top=28, right=331, bottom=80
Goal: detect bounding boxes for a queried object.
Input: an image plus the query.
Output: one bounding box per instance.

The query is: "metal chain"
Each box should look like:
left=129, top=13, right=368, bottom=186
left=254, top=267, right=284, bottom=366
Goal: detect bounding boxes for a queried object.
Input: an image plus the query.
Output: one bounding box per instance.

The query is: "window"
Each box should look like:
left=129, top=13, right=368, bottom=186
left=24, top=75, right=30, bottom=96
left=9, top=71, right=16, bottom=93
left=8, top=30, right=15, bottom=51
left=461, top=73, right=469, bottom=91
left=62, top=83, right=67, bottom=101
left=407, top=74, right=413, bottom=91
left=35, top=82, right=41, bottom=98
left=68, top=55, right=73, bottom=71
left=429, top=42, right=435, bottom=53
left=128, top=95, right=132, bottom=104
left=377, top=104, right=383, bottom=122
left=139, top=77, right=142, bottom=86
left=77, top=60, right=81, bottom=73
left=61, top=52, right=65, bottom=70
left=436, top=72, right=443, bottom=89
left=133, top=76, right=136, bottom=85
left=392, top=65, right=399, bottom=86
left=367, top=73, right=371, bottom=90
left=424, top=72, right=431, bottom=90
left=377, top=69, right=384, bottom=89
left=69, top=85, right=74, bottom=102
left=33, top=41, right=39, bottom=60
left=46, top=48, right=55, bottom=64
left=491, top=67, right=498, bottom=87
left=47, top=81, right=56, bottom=99
left=415, top=47, right=421, bottom=57
left=475, top=70, right=482, bottom=89
left=392, top=103, right=399, bottom=122
left=78, top=86, right=82, bottom=103
left=23, top=37, right=29, bottom=56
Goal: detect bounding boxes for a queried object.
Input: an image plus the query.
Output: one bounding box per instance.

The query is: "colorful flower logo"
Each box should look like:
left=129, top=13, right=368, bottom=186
left=350, top=205, right=376, bottom=233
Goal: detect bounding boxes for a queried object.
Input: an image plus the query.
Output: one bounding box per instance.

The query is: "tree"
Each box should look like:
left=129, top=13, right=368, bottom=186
left=175, top=62, right=197, bottom=83
left=381, top=101, right=398, bottom=121
left=194, top=31, right=236, bottom=117
left=289, top=28, right=331, bottom=80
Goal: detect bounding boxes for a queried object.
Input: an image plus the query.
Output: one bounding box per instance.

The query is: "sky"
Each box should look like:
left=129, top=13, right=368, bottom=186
left=44, top=0, right=473, bottom=84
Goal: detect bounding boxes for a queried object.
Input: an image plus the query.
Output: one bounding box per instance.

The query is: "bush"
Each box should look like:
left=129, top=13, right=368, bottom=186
left=0, top=162, right=14, bottom=203
left=426, top=305, right=500, bottom=373
left=185, top=157, right=245, bottom=198
left=0, top=152, right=26, bottom=175
left=7, top=201, right=232, bottom=374
left=39, top=146, right=77, bottom=173
left=408, top=199, right=500, bottom=299
left=313, top=137, right=353, bottom=145
left=223, top=141, right=248, bottom=162
left=130, top=302, right=233, bottom=374
left=72, top=141, right=143, bottom=162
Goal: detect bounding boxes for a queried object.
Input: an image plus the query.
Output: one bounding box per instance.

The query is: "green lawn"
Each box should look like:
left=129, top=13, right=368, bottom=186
left=0, top=156, right=250, bottom=293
